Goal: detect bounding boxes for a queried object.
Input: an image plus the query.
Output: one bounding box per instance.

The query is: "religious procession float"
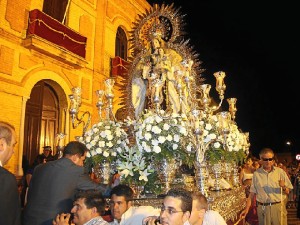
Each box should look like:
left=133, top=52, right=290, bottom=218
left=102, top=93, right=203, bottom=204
left=69, top=3, right=249, bottom=223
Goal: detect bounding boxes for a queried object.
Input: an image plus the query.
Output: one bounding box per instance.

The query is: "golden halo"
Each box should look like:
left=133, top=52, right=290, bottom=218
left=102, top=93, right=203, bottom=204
left=129, top=3, right=185, bottom=56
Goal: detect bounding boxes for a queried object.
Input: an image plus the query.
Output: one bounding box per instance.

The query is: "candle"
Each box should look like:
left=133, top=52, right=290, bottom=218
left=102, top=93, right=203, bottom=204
left=213, top=71, right=226, bottom=96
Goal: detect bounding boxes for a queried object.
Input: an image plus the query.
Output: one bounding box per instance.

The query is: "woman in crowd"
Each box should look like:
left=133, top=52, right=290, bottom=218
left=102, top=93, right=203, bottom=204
left=239, top=156, right=258, bottom=225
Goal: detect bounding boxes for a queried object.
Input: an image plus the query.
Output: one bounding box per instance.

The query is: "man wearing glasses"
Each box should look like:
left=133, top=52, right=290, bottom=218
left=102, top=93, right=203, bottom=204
left=146, top=188, right=192, bottom=225
left=240, top=148, right=293, bottom=225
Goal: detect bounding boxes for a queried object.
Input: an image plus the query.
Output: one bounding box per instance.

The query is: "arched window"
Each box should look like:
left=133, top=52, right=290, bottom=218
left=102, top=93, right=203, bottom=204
left=115, top=27, right=128, bottom=60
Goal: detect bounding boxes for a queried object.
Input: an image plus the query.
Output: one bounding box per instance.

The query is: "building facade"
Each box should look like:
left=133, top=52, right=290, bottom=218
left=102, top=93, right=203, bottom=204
left=0, top=0, right=150, bottom=177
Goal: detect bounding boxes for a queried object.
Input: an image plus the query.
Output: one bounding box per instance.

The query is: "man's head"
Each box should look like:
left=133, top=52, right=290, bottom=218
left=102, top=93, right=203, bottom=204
left=109, top=184, right=133, bottom=222
left=160, top=188, right=192, bottom=225
left=63, top=141, right=88, bottom=166
left=189, top=193, right=208, bottom=225
left=71, top=190, right=105, bottom=225
left=0, top=121, right=17, bottom=166
left=42, top=146, right=52, bottom=157
left=259, top=148, right=275, bottom=170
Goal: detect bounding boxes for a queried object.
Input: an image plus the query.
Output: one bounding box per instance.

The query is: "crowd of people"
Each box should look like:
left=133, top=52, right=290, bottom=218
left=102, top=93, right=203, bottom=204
left=1, top=120, right=300, bottom=225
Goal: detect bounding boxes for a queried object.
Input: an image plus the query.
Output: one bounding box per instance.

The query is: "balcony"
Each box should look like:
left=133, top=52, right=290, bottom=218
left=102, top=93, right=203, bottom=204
left=23, top=9, right=87, bottom=67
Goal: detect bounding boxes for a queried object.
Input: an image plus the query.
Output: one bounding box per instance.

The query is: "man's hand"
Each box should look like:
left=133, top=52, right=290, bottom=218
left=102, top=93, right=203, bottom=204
left=279, top=179, right=286, bottom=188
left=143, top=216, right=160, bottom=225
left=239, top=209, right=248, bottom=220
left=52, top=213, right=71, bottom=225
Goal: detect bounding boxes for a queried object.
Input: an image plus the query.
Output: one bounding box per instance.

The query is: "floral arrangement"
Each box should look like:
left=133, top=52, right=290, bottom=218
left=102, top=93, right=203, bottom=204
left=197, top=113, right=223, bottom=164
left=224, top=124, right=248, bottom=164
left=78, top=120, right=129, bottom=171
left=116, top=145, right=154, bottom=186
left=201, top=113, right=248, bottom=164
left=134, top=110, right=194, bottom=166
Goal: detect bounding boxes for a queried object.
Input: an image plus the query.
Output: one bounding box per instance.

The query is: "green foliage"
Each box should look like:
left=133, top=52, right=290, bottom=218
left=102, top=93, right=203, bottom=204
left=205, top=148, right=226, bottom=164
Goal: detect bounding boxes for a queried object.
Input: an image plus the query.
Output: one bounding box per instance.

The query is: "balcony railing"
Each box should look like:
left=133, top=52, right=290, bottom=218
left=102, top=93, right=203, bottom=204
left=27, top=9, right=87, bottom=58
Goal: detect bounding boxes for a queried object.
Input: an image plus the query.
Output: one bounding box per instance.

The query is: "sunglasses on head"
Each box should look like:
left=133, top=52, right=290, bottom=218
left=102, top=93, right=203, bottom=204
left=262, top=158, right=274, bottom=161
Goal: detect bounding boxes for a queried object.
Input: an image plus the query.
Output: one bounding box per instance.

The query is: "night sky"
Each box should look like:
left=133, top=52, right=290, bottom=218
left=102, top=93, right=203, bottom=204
left=146, top=0, right=298, bottom=157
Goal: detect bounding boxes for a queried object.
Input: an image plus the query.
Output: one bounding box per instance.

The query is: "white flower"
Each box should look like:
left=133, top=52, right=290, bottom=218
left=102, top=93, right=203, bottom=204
left=117, top=146, right=154, bottom=185
left=91, top=150, right=97, bottom=156
left=152, top=126, right=162, bottom=134
left=95, top=148, right=102, bottom=154
left=134, top=110, right=191, bottom=164
left=205, top=123, right=213, bottom=130
left=186, top=143, right=193, bottom=152
left=151, top=139, right=159, bottom=146
left=106, top=134, right=113, bottom=141
left=103, top=150, right=110, bottom=158
left=139, top=169, right=151, bottom=181
left=100, top=131, right=106, bottom=138
left=98, top=141, right=105, bottom=147
left=85, top=136, right=91, bottom=142
left=213, top=142, right=221, bottom=149
left=179, top=126, right=187, bottom=135
left=106, top=141, right=113, bottom=147
left=145, top=132, right=152, bottom=140
left=163, top=124, right=170, bottom=130
left=153, top=145, right=161, bottom=153
left=120, top=168, right=134, bottom=177
left=86, top=151, right=91, bottom=157
left=166, top=135, right=172, bottom=141
left=146, top=124, right=152, bottom=131
left=158, top=136, right=166, bottom=143
left=80, top=120, right=129, bottom=168
left=174, top=134, right=180, bottom=142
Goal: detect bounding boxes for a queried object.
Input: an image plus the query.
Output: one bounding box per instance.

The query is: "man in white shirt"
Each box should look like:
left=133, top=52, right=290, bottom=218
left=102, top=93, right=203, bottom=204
left=189, top=192, right=226, bottom=225
left=109, top=184, right=159, bottom=225
left=145, top=188, right=192, bottom=225
left=240, top=148, right=293, bottom=225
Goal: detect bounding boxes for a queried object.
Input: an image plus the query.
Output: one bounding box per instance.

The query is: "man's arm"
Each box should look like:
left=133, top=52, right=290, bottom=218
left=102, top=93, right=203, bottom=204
left=240, top=192, right=255, bottom=219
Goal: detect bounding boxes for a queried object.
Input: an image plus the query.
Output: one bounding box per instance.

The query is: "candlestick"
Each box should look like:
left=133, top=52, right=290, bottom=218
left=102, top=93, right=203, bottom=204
left=214, top=71, right=226, bottom=99
left=227, top=98, right=237, bottom=121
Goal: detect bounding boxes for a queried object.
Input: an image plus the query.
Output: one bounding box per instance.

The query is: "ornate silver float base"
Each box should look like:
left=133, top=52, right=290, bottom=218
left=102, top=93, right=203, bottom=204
left=92, top=160, right=111, bottom=184
left=194, top=161, right=208, bottom=196
left=155, top=158, right=178, bottom=194
left=210, top=162, right=223, bottom=191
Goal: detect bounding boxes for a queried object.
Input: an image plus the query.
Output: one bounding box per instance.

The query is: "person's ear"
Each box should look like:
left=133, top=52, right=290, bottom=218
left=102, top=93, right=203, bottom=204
left=70, top=154, right=80, bottom=163
left=183, top=211, right=191, bottom=221
left=198, top=209, right=205, bottom=219
left=0, top=138, right=6, bottom=152
left=92, top=207, right=97, bottom=214
left=127, top=200, right=132, bottom=208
